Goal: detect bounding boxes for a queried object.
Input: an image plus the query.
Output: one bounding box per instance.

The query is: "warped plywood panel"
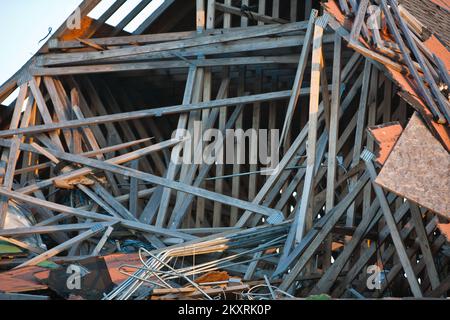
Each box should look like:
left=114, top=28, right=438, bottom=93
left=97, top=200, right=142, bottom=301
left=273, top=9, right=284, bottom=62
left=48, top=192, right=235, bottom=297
left=376, top=113, right=450, bottom=218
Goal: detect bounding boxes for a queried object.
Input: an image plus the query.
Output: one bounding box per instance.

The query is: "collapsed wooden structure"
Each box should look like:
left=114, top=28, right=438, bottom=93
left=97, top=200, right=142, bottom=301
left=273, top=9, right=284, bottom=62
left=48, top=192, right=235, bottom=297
left=0, top=0, right=448, bottom=300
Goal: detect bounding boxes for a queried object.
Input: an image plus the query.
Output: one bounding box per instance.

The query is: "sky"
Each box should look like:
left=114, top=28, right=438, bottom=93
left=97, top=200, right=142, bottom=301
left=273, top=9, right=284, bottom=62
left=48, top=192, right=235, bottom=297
left=0, top=0, right=164, bottom=105
left=0, top=0, right=83, bottom=103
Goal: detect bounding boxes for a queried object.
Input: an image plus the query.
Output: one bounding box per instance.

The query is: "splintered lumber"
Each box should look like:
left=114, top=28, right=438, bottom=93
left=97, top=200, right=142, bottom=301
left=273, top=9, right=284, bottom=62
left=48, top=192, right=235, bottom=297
left=409, top=204, right=440, bottom=290
left=0, top=236, right=45, bottom=255
left=386, top=0, right=450, bottom=123
left=0, top=138, right=152, bottom=178
left=309, top=196, right=386, bottom=295
left=323, top=33, right=342, bottom=270
left=373, top=217, right=441, bottom=297
left=28, top=77, right=64, bottom=150
left=237, top=53, right=362, bottom=231
left=0, top=83, right=29, bottom=227
left=349, top=0, right=369, bottom=43
left=91, top=225, right=115, bottom=256
left=45, top=35, right=311, bottom=64
left=331, top=197, right=410, bottom=297
left=32, top=56, right=300, bottom=76
left=346, top=59, right=372, bottom=227
left=169, top=104, right=244, bottom=229
left=0, top=223, right=101, bottom=237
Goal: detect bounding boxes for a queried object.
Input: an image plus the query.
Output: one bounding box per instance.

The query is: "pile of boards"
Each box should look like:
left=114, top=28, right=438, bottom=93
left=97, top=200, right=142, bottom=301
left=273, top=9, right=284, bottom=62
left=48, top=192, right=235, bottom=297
left=0, top=0, right=448, bottom=300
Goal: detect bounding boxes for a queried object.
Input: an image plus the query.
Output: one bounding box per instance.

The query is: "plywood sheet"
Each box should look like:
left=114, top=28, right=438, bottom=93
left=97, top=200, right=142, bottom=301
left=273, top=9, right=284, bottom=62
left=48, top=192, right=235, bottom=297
left=376, top=113, right=450, bottom=218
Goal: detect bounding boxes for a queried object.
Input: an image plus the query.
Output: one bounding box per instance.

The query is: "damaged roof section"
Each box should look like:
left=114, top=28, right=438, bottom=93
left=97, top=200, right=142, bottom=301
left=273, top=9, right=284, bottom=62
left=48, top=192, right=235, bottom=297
left=375, top=113, right=450, bottom=219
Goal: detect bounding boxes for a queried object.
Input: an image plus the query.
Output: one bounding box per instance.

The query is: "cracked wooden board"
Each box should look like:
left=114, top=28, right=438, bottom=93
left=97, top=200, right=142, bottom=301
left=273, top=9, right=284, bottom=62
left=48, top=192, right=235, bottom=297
left=375, top=113, right=450, bottom=218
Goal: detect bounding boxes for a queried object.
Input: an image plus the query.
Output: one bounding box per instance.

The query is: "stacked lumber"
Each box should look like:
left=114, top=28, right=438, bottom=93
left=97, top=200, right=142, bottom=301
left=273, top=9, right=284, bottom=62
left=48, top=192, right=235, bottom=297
left=0, top=0, right=448, bottom=300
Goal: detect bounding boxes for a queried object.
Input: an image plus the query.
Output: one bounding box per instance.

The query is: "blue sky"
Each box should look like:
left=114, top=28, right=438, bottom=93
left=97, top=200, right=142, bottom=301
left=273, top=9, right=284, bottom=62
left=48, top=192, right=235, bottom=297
left=0, top=1, right=83, bottom=98
left=0, top=0, right=164, bottom=105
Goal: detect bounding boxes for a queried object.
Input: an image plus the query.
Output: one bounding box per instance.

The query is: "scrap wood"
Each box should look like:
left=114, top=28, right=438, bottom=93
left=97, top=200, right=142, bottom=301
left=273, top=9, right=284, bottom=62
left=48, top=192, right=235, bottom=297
left=32, top=252, right=143, bottom=286
left=324, top=0, right=450, bottom=151
left=424, top=35, right=450, bottom=71
left=186, top=284, right=249, bottom=298
left=54, top=176, right=96, bottom=190
left=0, top=0, right=448, bottom=301
left=367, top=122, right=403, bottom=165
left=152, top=284, right=249, bottom=300
left=0, top=292, right=50, bottom=300
left=375, top=113, right=450, bottom=218
left=194, top=271, right=230, bottom=284
left=437, top=223, right=450, bottom=241
left=0, top=266, right=48, bottom=293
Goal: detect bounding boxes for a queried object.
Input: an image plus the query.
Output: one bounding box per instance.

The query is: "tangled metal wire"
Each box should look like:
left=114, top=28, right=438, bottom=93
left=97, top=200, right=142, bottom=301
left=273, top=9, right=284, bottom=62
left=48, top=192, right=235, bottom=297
left=103, top=223, right=289, bottom=300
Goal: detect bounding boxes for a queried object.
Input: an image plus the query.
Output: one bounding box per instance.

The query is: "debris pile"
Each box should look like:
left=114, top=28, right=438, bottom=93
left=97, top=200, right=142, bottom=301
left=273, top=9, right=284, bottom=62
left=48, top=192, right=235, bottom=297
left=0, top=0, right=448, bottom=300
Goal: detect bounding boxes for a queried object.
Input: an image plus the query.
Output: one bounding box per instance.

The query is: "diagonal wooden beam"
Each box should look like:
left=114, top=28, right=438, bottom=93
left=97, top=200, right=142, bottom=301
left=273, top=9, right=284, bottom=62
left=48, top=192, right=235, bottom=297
left=279, top=9, right=317, bottom=147
left=277, top=172, right=371, bottom=291
left=16, top=222, right=112, bottom=268
left=294, top=14, right=329, bottom=244
left=361, top=149, right=423, bottom=297
left=28, top=77, right=64, bottom=150
left=0, top=188, right=196, bottom=242
left=409, top=203, right=441, bottom=290
left=345, top=59, right=372, bottom=227
left=0, top=137, right=21, bottom=228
